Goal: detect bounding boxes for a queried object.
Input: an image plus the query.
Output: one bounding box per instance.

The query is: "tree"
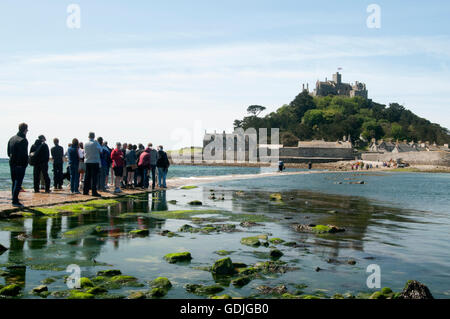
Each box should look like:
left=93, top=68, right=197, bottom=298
left=246, top=105, right=266, bottom=117
left=289, top=91, right=316, bottom=120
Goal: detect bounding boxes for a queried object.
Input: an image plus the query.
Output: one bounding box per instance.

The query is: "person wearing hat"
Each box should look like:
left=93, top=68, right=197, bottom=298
left=30, top=134, right=51, bottom=193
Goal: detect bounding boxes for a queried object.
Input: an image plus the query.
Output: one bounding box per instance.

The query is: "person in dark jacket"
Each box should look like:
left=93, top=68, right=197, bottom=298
left=7, top=123, right=29, bottom=207
left=156, top=145, right=170, bottom=188
left=51, top=138, right=64, bottom=190
left=68, top=138, right=80, bottom=194
left=30, top=135, right=51, bottom=193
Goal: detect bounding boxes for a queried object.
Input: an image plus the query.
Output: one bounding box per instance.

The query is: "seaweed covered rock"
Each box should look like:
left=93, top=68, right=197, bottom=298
left=293, top=224, right=345, bottom=234
left=0, top=284, right=22, bottom=296
left=240, top=235, right=267, bottom=247
left=149, top=287, right=168, bottom=298
left=185, top=284, right=224, bottom=296
left=129, top=229, right=150, bottom=236
left=239, top=221, right=262, bottom=228
left=86, top=286, right=108, bottom=295
left=164, top=252, right=192, bottom=263
left=127, top=291, right=147, bottom=299
left=150, top=277, right=172, bottom=290
left=256, top=285, right=287, bottom=295
left=68, top=290, right=95, bottom=299
left=211, top=257, right=235, bottom=275
left=269, top=238, right=285, bottom=244
left=269, top=249, right=284, bottom=259
left=110, top=275, right=138, bottom=283
left=398, top=280, right=433, bottom=299
left=97, top=269, right=122, bottom=277
left=231, top=276, right=251, bottom=287
left=79, top=277, right=94, bottom=288
left=31, top=285, right=48, bottom=294
left=211, top=294, right=232, bottom=299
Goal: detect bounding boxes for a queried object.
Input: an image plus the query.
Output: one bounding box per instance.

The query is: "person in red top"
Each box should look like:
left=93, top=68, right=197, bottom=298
left=111, top=142, right=124, bottom=193
left=138, top=146, right=151, bottom=189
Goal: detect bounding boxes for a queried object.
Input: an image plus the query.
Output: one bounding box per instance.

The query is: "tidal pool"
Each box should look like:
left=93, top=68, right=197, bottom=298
left=0, top=172, right=449, bottom=298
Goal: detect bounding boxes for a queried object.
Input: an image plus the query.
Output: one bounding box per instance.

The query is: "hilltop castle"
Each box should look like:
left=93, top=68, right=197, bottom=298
left=306, top=72, right=368, bottom=99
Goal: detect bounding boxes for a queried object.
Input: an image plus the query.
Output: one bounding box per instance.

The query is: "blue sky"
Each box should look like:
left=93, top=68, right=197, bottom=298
left=1, top=0, right=450, bottom=156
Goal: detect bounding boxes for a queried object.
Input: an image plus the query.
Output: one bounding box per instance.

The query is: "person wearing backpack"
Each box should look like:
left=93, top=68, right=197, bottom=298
left=156, top=145, right=170, bottom=188
left=30, top=135, right=51, bottom=193
left=7, top=123, right=29, bottom=207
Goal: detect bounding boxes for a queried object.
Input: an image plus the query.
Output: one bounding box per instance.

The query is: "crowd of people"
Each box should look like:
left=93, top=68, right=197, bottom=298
left=7, top=123, right=171, bottom=207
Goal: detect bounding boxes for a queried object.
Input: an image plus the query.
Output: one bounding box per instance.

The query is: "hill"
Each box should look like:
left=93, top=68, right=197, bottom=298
left=233, top=91, right=450, bottom=149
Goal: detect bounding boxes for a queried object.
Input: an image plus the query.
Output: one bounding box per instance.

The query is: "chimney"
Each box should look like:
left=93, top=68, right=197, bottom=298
left=302, top=84, right=305, bottom=90
left=307, top=83, right=309, bottom=91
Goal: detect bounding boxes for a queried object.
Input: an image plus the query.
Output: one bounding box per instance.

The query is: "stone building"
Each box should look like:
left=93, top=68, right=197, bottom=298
left=312, top=72, right=368, bottom=99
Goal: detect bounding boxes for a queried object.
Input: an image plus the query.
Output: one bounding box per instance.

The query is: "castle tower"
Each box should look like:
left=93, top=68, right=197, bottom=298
left=332, top=72, right=342, bottom=84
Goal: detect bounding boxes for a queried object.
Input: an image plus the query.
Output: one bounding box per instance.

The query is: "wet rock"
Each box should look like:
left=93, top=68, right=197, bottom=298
left=168, top=200, right=177, bottom=204
left=79, top=277, right=94, bottom=288
left=185, top=284, right=224, bottom=296
left=269, top=249, right=284, bottom=259
left=347, top=260, right=357, bottom=265
left=349, top=181, right=365, bottom=184
left=254, top=260, right=293, bottom=274
left=269, top=238, right=285, bottom=244
left=179, top=224, right=195, bottom=232
left=315, top=267, right=322, bottom=272
left=232, top=262, right=247, bottom=269
left=164, top=252, right=192, bottom=263
left=129, top=229, right=149, bottom=236
left=127, top=291, right=146, bottom=299
left=0, top=284, right=22, bottom=296
left=32, top=285, right=48, bottom=294
left=283, top=241, right=298, bottom=247
left=231, top=276, right=251, bottom=287
left=256, top=285, right=287, bottom=295
left=398, top=280, right=433, bottom=299
left=97, top=269, right=122, bottom=277
left=149, top=287, right=167, bottom=298
left=188, top=200, right=202, bottom=206
left=150, top=277, right=172, bottom=290
left=86, top=286, right=108, bottom=295
left=240, top=236, right=261, bottom=247
left=214, top=250, right=234, bottom=256
left=239, top=221, right=262, bottom=227
left=293, top=224, right=345, bottom=234
left=211, top=257, right=235, bottom=275
left=110, top=275, right=138, bottom=283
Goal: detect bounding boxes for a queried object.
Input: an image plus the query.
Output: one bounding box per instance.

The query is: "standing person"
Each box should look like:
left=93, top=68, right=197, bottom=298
left=68, top=139, right=80, bottom=194
left=135, top=144, right=145, bottom=187
left=83, top=132, right=102, bottom=197
left=156, top=145, right=170, bottom=188
left=97, top=137, right=109, bottom=192
left=51, top=138, right=64, bottom=190
left=148, top=143, right=158, bottom=190
left=103, top=141, right=112, bottom=188
left=78, top=142, right=85, bottom=191
left=7, top=123, right=29, bottom=207
left=125, top=144, right=137, bottom=188
left=121, top=143, right=128, bottom=187
left=111, top=142, right=124, bottom=193
left=138, top=146, right=151, bottom=189
left=30, top=135, right=51, bottom=193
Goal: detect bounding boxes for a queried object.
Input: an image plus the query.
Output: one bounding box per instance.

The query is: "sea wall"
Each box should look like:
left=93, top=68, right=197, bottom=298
left=361, top=151, right=450, bottom=166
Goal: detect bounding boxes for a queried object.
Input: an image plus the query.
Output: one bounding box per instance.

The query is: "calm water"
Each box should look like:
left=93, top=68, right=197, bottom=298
left=0, top=158, right=296, bottom=191
left=0, top=167, right=449, bottom=299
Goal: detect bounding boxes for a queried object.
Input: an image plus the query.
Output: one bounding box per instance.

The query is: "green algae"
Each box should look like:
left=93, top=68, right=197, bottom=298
left=127, top=291, right=147, bottom=299
left=231, top=276, right=251, bottom=287
left=68, top=290, right=95, bottom=299
left=150, top=209, right=224, bottom=220
left=63, top=225, right=97, bottom=238
left=211, top=294, right=232, bottom=299
left=214, top=250, right=234, bottom=256
left=79, top=277, right=94, bottom=288
left=97, top=269, right=122, bottom=277
left=164, top=252, right=192, bottom=263
left=211, top=257, right=235, bottom=275
left=269, top=193, right=282, bottom=201
left=150, top=277, right=172, bottom=289
left=149, top=287, right=167, bottom=297
left=129, top=229, right=150, bottom=236
left=180, top=186, right=198, bottom=189
left=0, top=284, right=22, bottom=296
left=185, top=284, right=224, bottom=296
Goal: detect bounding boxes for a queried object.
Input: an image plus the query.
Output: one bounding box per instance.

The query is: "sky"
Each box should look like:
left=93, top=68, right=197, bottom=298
left=1, top=0, right=450, bottom=157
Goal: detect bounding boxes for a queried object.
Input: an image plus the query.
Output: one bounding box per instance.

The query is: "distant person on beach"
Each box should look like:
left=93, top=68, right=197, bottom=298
left=78, top=142, right=85, bottom=190
left=156, top=145, right=170, bottom=188
left=135, top=144, right=145, bottom=187
left=138, top=145, right=151, bottom=189
left=148, top=143, right=158, bottom=190
left=308, top=162, right=312, bottom=170
left=278, top=160, right=285, bottom=172
left=125, top=144, right=137, bottom=188
left=51, top=138, right=64, bottom=190
left=97, top=137, right=109, bottom=192
left=104, top=141, right=114, bottom=186
left=68, top=138, right=80, bottom=194
left=121, top=143, right=128, bottom=187
left=83, top=132, right=102, bottom=197
left=111, top=142, right=124, bottom=193
left=30, top=135, right=51, bottom=193
left=7, top=123, right=29, bottom=207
